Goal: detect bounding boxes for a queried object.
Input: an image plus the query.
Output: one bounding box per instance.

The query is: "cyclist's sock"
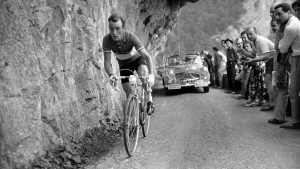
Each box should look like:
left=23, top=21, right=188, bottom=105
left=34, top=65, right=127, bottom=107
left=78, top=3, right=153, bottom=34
left=147, top=101, right=155, bottom=115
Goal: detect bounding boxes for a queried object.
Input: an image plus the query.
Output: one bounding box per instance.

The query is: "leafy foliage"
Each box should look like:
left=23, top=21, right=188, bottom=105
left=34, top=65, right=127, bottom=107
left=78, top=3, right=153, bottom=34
left=29, top=127, right=121, bottom=169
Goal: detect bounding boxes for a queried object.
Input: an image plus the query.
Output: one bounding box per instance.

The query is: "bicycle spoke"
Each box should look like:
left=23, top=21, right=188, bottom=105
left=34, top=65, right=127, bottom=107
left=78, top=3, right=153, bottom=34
left=123, top=95, right=139, bottom=156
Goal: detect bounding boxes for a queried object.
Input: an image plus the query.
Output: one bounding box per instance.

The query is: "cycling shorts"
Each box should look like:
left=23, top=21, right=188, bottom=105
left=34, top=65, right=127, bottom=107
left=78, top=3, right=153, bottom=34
left=120, top=56, right=147, bottom=83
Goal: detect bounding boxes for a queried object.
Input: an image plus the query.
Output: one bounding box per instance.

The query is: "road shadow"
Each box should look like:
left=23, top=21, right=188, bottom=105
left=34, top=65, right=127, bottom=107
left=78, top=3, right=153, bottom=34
left=152, top=86, right=208, bottom=97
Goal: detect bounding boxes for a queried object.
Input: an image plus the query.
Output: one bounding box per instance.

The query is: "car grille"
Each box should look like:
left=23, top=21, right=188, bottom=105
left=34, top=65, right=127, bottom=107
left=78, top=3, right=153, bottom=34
left=175, top=72, right=200, bottom=79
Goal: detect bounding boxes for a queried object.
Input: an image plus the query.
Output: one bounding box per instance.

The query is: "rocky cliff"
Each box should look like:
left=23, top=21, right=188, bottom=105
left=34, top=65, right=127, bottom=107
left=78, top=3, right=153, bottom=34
left=0, top=0, right=198, bottom=168
left=213, top=0, right=293, bottom=42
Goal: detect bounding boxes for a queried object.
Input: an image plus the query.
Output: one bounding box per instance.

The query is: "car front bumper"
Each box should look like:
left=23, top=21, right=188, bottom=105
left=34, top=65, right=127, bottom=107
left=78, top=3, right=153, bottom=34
left=166, top=78, right=210, bottom=90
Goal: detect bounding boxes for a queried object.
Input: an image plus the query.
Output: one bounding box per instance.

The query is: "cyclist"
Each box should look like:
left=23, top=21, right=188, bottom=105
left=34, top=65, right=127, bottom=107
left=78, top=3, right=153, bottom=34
left=102, top=13, right=155, bottom=108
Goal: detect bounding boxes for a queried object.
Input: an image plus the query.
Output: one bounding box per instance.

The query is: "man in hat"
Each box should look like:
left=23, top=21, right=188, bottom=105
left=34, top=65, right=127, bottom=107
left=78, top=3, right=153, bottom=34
left=225, top=39, right=239, bottom=93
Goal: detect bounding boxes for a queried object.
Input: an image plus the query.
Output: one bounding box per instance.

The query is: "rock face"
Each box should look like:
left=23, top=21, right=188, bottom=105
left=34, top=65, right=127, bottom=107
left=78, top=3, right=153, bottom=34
left=0, top=0, right=198, bottom=168
left=213, top=0, right=293, bottom=41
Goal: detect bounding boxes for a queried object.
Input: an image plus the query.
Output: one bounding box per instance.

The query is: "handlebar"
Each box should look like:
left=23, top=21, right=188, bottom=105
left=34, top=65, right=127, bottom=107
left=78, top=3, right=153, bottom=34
left=110, top=75, right=152, bottom=92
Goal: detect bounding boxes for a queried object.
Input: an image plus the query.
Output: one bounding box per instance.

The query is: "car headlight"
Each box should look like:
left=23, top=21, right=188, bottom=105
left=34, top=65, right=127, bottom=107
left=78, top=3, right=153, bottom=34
left=165, top=69, right=175, bottom=81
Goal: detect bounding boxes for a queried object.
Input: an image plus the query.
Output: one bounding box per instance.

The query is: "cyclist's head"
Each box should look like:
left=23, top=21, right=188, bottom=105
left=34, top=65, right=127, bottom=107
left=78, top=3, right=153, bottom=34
left=108, top=13, right=126, bottom=41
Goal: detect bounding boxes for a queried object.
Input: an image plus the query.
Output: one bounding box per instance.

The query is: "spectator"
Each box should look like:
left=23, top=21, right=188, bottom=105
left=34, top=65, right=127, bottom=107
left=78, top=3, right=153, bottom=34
left=269, top=19, right=279, bottom=42
left=202, top=51, right=214, bottom=86
left=271, top=19, right=278, bottom=34
left=234, top=38, right=245, bottom=94
left=236, top=40, right=252, bottom=99
left=275, top=2, right=300, bottom=129
left=240, top=31, right=257, bottom=56
left=221, top=39, right=228, bottom=55
left=292, top=0, right=300, bottom=19
left=225, top=39, right=239, bottom=93
left=268, top=2, right=290, bottom=125
left=245, top=27, right=275, bottom=111
left=212, top=47, right=226, bottom=88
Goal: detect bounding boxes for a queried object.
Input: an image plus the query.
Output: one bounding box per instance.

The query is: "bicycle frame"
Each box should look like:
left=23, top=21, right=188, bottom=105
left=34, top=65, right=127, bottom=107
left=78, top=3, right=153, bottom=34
left=115, top=70, right=153, bottom=156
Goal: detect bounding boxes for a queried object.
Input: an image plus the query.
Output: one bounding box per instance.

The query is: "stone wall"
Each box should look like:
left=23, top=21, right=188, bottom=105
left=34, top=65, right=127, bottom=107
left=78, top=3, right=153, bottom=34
left=0, top=0, right=198, bottom=168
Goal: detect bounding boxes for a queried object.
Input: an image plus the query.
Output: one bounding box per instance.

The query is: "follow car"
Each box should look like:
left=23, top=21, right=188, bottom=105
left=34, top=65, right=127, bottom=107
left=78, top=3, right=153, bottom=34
left=160, top=54, right=210, bottom=92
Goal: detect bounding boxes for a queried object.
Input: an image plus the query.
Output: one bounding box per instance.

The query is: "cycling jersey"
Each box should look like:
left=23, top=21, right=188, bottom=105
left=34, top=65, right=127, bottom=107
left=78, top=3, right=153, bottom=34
left=102, top=30, right=145, bottom=67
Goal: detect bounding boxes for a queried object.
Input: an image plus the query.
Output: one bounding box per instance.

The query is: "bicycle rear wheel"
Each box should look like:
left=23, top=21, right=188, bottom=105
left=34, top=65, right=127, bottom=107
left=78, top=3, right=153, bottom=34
left=123, top=94, right=139, bottom=156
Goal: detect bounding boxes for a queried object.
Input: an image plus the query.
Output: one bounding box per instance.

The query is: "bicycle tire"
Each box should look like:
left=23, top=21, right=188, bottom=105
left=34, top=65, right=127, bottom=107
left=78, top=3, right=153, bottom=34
left=142, top=108, right=151, bottom=137
left=123, top=94, right=139, bottom=156
left=140, top=88, right=151, bottom=137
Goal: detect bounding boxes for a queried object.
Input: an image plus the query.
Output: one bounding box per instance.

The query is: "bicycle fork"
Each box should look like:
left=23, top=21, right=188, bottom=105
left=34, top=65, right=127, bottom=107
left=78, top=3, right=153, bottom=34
left=146, top=87, right=155, bottom=115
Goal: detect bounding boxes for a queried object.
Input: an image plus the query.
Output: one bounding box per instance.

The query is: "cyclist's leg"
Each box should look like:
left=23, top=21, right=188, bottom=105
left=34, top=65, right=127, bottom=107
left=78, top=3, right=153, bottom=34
left=137, top=64, right=149, bottom=91
left=135, top=54, right=155, bottom=114
left=137, top=64, right=154, bottom=114
left=122, top=83, right=131, bottom=98
left=120, top=68, right=134, bottom=98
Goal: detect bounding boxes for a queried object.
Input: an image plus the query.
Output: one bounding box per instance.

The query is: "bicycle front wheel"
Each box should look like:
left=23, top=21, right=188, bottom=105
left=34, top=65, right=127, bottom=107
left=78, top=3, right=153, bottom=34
left=123, top=94, right=139, bottom=156
left=142, top=108, right=151, bottom=137
left=139, top=88, right=151, bottom=137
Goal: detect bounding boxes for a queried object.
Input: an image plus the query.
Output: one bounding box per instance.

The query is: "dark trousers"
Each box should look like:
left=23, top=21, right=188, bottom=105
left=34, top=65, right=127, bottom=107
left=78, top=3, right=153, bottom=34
left=289, top=56, right=300, bottom=123
left=226, top=61, right=236, bottom=91
left=214, top=65, right=220, bottom=86
left=208, top=68, right=214, bottom=86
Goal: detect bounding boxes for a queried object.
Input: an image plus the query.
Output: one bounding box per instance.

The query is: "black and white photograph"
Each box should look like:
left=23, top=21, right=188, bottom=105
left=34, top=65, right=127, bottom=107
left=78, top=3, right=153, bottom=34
left=0, top=0, right=300, bottom=168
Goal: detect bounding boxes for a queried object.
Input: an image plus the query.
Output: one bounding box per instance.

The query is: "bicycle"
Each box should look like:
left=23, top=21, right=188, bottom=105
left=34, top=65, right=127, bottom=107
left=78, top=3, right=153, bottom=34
left=112, top=69, right=155, bottom=156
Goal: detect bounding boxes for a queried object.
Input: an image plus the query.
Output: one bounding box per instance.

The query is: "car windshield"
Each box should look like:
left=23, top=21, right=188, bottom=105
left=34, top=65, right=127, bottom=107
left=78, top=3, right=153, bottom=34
left=185, top=55, right=196, bottom=63
left=167, top=54, right=202, bottom=66
left=167, top=55, right=184, bottom=66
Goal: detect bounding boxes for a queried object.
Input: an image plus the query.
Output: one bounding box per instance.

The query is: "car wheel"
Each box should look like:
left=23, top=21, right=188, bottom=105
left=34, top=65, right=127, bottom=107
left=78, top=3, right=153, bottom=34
left=203, top=86, right=209, bottom=93
left=162, top=80, right=167, bottom=89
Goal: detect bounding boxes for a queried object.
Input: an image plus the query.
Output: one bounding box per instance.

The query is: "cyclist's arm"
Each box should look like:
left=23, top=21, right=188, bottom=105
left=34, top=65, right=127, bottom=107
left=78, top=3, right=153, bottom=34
left=104, top=52, right=114, bottom=76
left=102, top=35, right=114, bottom=77
left=138, top=48, right=153, bottom=74
left=130, top=32, right=154, bottom=74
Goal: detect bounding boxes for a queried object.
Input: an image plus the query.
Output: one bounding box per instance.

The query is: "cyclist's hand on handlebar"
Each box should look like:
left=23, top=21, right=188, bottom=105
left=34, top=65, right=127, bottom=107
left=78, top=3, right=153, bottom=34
left=109, top=74, right=118, bottom=89
left=148, top=74, right=155, bottom=87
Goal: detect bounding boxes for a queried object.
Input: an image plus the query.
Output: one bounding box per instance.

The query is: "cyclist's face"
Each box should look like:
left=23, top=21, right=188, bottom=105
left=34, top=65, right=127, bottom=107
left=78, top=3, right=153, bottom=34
left=109, top=19, right=123, bottom=41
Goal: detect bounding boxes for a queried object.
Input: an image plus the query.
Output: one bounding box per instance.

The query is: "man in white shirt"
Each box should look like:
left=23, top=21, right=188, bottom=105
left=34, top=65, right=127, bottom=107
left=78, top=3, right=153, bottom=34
left=275, top=3, right=300, bottom=129
left=268, top=2, right=290, bottom=125
left=246, top=27, right=275, bottom=111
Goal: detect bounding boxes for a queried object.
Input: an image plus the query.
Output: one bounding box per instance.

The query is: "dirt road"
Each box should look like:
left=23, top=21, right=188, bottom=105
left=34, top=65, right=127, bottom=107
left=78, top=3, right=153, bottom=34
left=86, top=87, right=300, bottom=169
